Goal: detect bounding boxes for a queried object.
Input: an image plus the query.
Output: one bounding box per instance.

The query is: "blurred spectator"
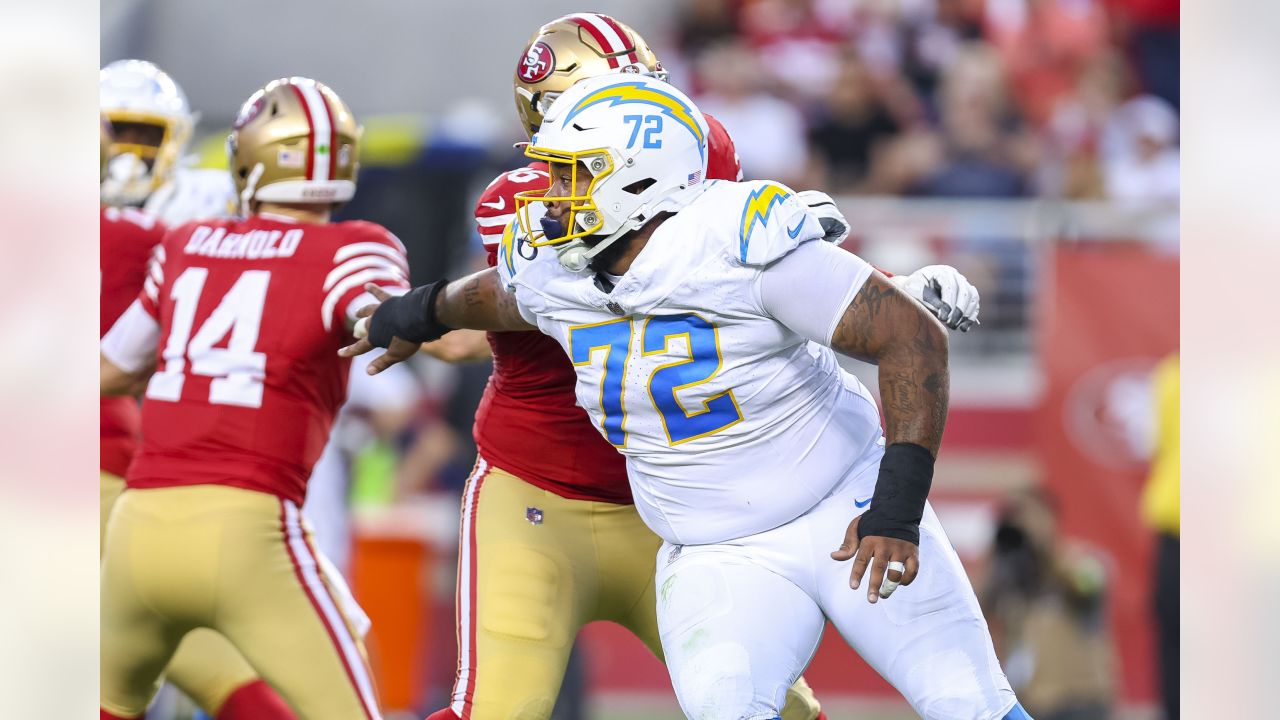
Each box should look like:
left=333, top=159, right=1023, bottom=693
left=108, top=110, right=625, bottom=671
left=1043, top=49, right=1129, bottom=198
left=1102, top=94, right=1179, bottom=202
left=738, top=0, right=846, bottom=99
left=984, top=0, right=1111, bottom=128
left=1141, top=353, right=1179, bottom=720
left=695, top=41, right=810, bottom=185
left=675, top=0, right=740, bottom=58
left=899, top=0, right=986, bottom=99
left=911, top=44, right=1032, bottom=197
left=983, top=487, right=1116, bottom=720
left=1106, top=0, right=1179, bottom=109
left=808, top=53, right=904, bottom=192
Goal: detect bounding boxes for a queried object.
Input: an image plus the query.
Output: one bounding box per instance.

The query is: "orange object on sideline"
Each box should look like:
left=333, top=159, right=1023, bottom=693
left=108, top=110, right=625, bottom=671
left=351, top=531, right=433, bottom=713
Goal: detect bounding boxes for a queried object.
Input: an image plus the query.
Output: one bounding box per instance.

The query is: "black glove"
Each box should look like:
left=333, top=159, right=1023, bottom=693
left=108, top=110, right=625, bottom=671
left=368, top=279, right=451, bottom=348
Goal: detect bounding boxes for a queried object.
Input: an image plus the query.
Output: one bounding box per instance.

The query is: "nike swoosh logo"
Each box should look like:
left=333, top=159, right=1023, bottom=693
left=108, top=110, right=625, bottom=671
left=481, top=197, right=506, bottom=211
left=786, top=218, right=805, bottom=238
left=854, top=497, right=872, bottom=508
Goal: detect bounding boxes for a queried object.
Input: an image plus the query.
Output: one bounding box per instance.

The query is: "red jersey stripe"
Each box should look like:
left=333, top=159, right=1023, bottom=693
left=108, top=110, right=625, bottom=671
left=567, top=15, right=621, bottom=69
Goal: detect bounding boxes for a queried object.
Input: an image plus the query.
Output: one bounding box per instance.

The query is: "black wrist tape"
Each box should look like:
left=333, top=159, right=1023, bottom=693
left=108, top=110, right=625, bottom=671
left=856, top=442, right=935, bottom=546
left=369, top=279, right=452, bottom=348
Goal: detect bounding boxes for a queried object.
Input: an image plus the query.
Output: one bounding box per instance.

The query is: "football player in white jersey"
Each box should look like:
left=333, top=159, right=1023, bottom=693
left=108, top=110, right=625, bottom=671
left=101, top=59, right=238, bottom=223
left=347, top=74, right=1032, bottom=720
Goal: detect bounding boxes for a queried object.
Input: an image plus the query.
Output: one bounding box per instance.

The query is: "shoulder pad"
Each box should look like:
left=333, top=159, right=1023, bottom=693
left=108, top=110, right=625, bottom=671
left=494, top=217, right=537, bottom=290
left=727, top=181, right=822, bottom=266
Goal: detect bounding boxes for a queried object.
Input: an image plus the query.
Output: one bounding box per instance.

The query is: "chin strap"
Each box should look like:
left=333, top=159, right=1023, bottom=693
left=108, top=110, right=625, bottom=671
left=239, top=163, right=265, bottom=217
left=542, top=213, right=634, bottom=272
left=556, top=227, right=632, bottom=272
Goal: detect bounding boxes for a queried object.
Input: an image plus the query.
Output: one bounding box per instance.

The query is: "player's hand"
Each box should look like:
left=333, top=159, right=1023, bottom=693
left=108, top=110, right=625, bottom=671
left=831, top=513, right=920, bottom=603
left=796, top=189, right=850, bottom=245
left=339, top=284, right=421, bottom=375
left=892, top=265, right=980, bottom=332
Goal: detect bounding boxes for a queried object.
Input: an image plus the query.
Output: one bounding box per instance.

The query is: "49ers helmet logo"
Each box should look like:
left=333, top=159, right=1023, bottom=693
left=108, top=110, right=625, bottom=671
left=233, top=93, right=265, bottom=129
left=518, top=42, right=555, bottom=83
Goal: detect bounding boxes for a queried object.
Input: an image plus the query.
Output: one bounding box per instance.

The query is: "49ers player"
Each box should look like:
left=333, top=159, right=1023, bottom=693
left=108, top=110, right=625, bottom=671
left=99, top=77, right=405, bottom=720
left=99, top=115, right=296, bottom=720
left=421, top=15, right=829, bottom=720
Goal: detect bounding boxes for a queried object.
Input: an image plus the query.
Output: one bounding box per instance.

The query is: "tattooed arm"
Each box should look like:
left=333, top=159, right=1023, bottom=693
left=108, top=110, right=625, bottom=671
left=830, top=271, right=949, bottom=455
left=757, top=240, right=948, bottom=602
left=435, top=267, right=538, bottom=332
left=828, top=270, right=949, bottom=602
left=757, top=243, right=949, bottom=452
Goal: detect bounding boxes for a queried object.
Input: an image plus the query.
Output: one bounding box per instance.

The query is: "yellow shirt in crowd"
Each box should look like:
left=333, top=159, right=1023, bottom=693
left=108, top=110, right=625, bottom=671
left=1142, top=354, right=1180, bottom=535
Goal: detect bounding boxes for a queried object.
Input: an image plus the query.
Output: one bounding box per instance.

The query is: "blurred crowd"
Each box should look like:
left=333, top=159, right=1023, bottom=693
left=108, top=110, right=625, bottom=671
left=664, top=0, right=1179, bottom=202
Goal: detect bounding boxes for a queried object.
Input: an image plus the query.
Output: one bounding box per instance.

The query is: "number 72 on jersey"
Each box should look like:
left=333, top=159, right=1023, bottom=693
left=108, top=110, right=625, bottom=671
left=569, top=313, right=743, bottom=447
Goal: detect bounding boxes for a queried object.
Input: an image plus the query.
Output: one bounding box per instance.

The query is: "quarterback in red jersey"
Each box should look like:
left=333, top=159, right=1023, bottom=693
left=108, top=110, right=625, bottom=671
left=99, top=110, right=296, bottom=720
left=99, top=77, right=406, bottom=720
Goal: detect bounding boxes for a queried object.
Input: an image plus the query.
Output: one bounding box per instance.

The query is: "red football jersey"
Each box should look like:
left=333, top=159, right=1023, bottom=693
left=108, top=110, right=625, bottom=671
left=469, top=116, right=743, bottom=503
left=101, top=206, right=167, bottom=477
left=704, top=114, right=744, bottom=182
left=127, top=215, right=410, bottom=505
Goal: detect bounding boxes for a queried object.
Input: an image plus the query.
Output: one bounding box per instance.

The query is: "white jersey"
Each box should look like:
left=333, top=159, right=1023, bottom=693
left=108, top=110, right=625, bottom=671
left=143, top=166, right=238, bottom=225
left=499, top=180, right=883, bottom=545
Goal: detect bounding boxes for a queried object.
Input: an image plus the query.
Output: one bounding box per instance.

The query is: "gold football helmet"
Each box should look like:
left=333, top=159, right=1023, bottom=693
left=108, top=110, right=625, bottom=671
left=514, top=13, right=666, bottom=137
left=227, top=77, right=361, bottom=213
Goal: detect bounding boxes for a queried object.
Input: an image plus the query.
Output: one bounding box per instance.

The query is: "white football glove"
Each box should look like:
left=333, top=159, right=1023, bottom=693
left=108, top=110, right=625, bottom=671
left=796, top=189, right=849, bottom=245
left=892, top=265, right=980, bottom=332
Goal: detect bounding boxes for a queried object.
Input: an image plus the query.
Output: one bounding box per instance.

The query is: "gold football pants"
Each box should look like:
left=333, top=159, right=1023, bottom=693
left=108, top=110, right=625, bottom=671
left=100, top=484, right=379, bottom=719
left=444, top=459, right=821, bottom=720
left=102, top=472, right=264, bottom=714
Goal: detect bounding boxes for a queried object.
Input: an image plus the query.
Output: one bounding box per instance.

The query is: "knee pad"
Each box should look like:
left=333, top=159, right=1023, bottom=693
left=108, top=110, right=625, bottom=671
left=658, top=557, right=734, bottom=640
left=675, top=641, right=758, bottom=720
left=481, top=545, right=565, bottom=642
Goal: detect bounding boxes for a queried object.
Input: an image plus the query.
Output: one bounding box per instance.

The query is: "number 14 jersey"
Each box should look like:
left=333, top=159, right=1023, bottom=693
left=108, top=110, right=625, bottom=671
left=123, top=214, right=410, bottom=505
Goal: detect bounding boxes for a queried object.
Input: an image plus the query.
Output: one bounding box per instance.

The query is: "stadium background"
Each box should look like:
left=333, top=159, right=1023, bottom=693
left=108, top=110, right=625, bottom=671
left=102, top=0, right=1179, bottom=718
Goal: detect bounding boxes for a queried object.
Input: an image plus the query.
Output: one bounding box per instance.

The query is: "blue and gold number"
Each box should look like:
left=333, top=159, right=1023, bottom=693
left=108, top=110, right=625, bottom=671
left=623, top=114, right=664, bottom=149
left=643, top=314, right=743, bottom=444
left=569, top=318, right=633, bottom=447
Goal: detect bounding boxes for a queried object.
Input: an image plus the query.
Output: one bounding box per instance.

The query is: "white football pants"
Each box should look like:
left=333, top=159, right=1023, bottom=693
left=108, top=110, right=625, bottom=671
left=654, top=449, right=1019, bottom=720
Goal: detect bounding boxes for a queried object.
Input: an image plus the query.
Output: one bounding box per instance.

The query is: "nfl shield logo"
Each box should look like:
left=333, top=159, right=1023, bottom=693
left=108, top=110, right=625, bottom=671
left=526, top=507, right=544, bottom=525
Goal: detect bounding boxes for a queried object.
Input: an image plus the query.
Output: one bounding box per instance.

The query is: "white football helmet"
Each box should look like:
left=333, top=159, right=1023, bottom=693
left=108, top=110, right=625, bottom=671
left=100, top=59, right=195, bottom=206
left=514, top=74, right=709, bottom=271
